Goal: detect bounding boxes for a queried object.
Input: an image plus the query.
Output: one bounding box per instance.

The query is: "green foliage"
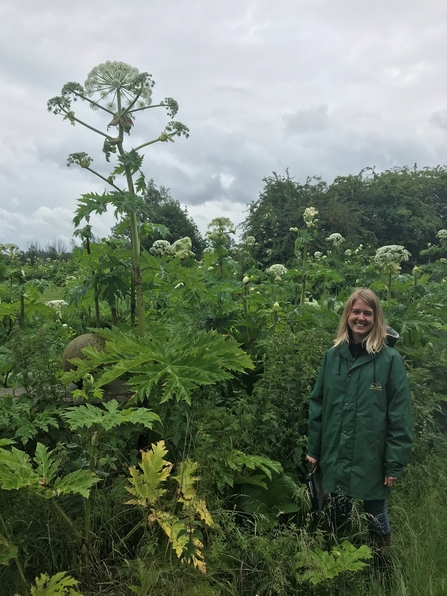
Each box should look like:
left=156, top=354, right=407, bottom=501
left=126, top=441, right=214, bottom=573
left=214, top=449, right=282, bottom=489
left=62, top=399, right=161, bottom=432
left=296, top=540, right=372, bottom=585
left=0, top=395, right=59, bottom=445
left=61, top=326, right=254, bottom=405
left=0, top=442, right=99, bottom=498
left=0, top=534, right=18, bottom=565
left=28, top=571, right=83, bottom=596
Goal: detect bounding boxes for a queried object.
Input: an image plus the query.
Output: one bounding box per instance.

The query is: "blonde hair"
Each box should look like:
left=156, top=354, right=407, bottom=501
left=334, top=288, right=387, bottom=353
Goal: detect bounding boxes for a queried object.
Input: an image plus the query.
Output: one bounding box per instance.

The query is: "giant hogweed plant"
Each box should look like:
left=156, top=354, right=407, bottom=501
left=48, top=61, right=189, bottom=336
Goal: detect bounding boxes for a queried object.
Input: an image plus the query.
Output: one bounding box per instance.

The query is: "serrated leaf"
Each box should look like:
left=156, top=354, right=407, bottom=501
left=53, top=469, right=100, bottom=498
left=34, top=443, right=62, bottom=486
left=0, top=446, right=38, bottom=489
left=125, top=441, right=172, bottom=506
left=62, top=400, right=161, bottom=432
left=60, top=327, right=254, bottom=405
left=30, top=571, right=83, bottom=595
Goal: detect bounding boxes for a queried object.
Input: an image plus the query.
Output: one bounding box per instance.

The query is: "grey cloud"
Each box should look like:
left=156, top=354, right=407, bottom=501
left=283, top=105, right=331, bottom=136
left=1, top=0, right=447, bottom=247
left=430, top=110, right=447, bottom=132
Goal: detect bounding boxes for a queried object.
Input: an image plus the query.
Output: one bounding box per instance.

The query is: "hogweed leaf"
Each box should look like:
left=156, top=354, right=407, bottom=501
left=0, top=444, right=98, bottom=498
left=63, top=327, right=254, bottom=405
left=30, top=571, right=83, bottom=595
left=62, top=400, right=161, bottom=432
left=0, top=446, right=38, bottom=489
left=52, top=470, right=100, bottom=499
left=125, top=441, right=172, bottom=506
left=34, top=443, right=62, bottom=486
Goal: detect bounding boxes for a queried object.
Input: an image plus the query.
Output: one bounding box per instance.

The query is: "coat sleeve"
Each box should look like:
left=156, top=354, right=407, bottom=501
left=307, top=352, right=328, bottom=460
left=384, top=351, right=413, bottom=478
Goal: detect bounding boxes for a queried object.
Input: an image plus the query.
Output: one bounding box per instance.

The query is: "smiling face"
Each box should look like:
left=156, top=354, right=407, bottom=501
left=348, top=299, right=375, bottom=343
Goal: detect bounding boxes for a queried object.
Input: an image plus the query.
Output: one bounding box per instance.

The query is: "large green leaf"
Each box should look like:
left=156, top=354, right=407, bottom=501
left=62, top=327, right=254, bottom=405
left=0, top=443, right=98, bottom=498
left=52, top=470, right=100, bottom=498
left=62, top=399, right=161, bottom=432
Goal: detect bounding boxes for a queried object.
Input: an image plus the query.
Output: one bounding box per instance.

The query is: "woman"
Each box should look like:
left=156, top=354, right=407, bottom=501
left=306, top=288, right=413, bottom=548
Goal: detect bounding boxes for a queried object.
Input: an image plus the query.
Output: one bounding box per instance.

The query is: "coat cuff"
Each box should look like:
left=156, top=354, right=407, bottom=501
left=384, top=462, right=403, bottom=478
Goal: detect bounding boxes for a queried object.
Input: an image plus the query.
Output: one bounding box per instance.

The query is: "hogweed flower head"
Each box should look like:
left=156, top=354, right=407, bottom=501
left=149, top=240, right=172, bottom=256
left=303, top=207, right=318, bottom=228
left=326, top=233, right=345, bottom=247
left=84, top=61, right=154, bottom=110
left=171, top=236, right=193, bottom=259
left=374, top=245, right=410, bottom=271
left=265, top=264, right=288, bottom=279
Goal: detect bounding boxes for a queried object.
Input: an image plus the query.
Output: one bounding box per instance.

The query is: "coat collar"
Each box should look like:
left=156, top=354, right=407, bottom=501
left=337, top=342, right=381, bottom=371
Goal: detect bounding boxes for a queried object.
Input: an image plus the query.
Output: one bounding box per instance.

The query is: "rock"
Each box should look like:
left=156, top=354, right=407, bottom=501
left=62, top=333, right=106, bottom=372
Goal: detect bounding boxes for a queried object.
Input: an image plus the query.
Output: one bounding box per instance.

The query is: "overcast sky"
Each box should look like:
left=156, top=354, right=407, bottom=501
left=1, top=0, right=447, bottom=249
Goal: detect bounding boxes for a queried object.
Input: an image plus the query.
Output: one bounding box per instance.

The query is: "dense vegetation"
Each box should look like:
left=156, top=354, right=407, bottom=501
left=1, top=61, right=447, bottom=596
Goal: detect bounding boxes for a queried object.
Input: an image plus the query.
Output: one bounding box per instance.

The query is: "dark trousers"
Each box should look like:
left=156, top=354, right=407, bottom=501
left=331, top=494, right=390, bottom=536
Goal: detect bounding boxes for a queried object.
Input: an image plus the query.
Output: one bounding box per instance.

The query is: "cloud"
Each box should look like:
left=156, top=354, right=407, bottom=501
left=430, top=109, right=447, bottom=132
left=1, top=0, right=447, bottom=249
left=283, top=105, right=332, bottom=136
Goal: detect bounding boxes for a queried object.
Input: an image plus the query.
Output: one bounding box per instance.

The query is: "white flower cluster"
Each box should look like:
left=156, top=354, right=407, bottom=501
left=45, top=300, right=68, bottom=310
left=314, top=251, right=323, bottom=259
left=326, top=233, right=345, bottom=247
left=84, top=61, right=152, bottom=106
left=149, top=240, right=172, bottom=256
left=171, top=237, right=193, bottom=259
left=437, top=229, right=447, bottom=240
left=150, top=237, right=193, bottom=259
left=45, top=300, right=68, bottom=319
left=265, top=264, right=288, bottom=279
left=344, top=249, right=352, bottom=257
left=374, top=245, right=411, bottom=268
left=245, top=236, right=256, bottom=246
left=303, top=207, right=318, bottom=228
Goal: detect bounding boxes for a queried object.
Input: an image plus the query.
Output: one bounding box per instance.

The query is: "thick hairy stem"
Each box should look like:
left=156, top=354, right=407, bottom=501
left=0, top=511, right=29, bottom=596
left=116, top=90, right=145, bottom=336
left=300, top=245, right=308, bottom=305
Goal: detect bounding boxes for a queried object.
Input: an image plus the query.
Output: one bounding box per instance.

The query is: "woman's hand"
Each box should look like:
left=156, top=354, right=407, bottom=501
left=306, top=455, right=319, bottom=466
left=384, top=476, right=398, bottom=487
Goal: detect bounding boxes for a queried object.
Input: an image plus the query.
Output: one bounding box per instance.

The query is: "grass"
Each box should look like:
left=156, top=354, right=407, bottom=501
left=40, top=287, right=65, bottom=302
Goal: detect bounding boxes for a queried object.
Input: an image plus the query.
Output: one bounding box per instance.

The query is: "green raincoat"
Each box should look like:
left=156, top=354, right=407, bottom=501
left=308, top=343, right=413, bottom=500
